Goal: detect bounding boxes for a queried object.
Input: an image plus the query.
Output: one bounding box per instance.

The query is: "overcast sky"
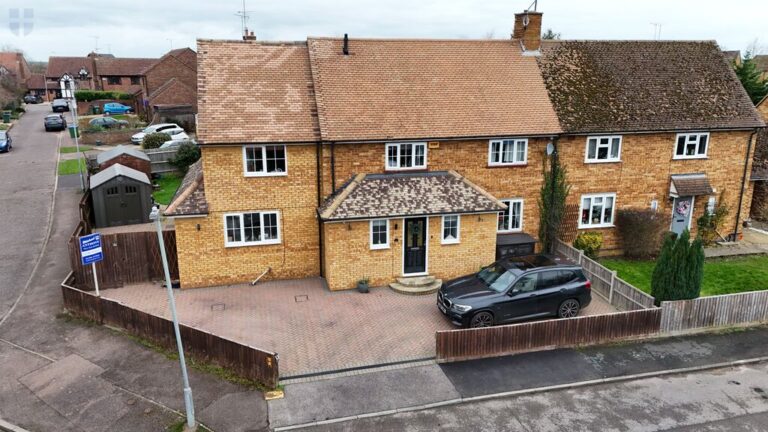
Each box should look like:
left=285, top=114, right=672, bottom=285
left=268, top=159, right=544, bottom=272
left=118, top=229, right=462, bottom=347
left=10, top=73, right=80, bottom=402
left=2, top=0, right=766, bottom=61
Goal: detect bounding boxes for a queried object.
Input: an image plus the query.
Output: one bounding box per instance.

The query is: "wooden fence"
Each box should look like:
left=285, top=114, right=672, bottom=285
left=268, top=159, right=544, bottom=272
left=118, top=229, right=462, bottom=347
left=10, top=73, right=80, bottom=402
left=143, top=147, right=180, bottom=174
left=68, top=229, right=178, bottom=290
left=555, top=239, right=655, bottom=311
left=61, top=279, right=279, bottom=389
left=661, top=290, right=768, bottom=333
left=436, top=308, right=662, bottom=362
left=79, top=191, right=93, bottom=232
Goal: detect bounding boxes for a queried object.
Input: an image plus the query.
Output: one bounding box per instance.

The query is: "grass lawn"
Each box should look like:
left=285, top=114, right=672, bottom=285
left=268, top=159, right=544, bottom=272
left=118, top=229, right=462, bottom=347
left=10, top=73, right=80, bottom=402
left=601, top=255, right=768, bottom=297
left=59, top=145, right=93, bottom=153
left=153, top=173, right=183, bottom=205
left=57, top=158, right=87, bottom=175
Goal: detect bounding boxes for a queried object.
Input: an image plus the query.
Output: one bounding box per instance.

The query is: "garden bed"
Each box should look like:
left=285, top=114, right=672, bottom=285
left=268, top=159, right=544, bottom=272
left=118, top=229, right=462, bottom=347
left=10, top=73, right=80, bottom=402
left=601, top=255, right=768, bottom=297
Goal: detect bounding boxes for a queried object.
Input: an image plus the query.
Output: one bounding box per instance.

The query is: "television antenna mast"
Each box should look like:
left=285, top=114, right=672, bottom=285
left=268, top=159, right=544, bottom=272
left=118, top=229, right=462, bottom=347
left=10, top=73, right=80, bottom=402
left=90, top=36, right=100, bottom=52
left=650, top=23, right=662, bottom=40
left=235, top=0, right=254, bottom=36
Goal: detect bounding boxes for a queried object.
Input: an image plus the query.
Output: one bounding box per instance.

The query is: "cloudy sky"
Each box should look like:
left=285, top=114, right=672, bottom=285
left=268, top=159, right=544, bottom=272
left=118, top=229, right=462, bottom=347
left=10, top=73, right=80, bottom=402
left=2, top=0, right=766, bottom=61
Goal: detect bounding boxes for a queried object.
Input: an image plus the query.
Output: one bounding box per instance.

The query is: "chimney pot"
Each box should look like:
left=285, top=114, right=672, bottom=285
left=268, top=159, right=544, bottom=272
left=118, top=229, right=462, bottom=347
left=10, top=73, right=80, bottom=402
left=512, top=11, right=543, bottom=52
left=343, top=33, right=349, bottom=55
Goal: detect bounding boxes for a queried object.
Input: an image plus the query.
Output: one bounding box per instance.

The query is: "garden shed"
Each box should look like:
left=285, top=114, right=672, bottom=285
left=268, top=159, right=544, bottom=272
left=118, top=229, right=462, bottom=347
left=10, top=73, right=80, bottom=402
left=90, top=163, right=153, bottom=228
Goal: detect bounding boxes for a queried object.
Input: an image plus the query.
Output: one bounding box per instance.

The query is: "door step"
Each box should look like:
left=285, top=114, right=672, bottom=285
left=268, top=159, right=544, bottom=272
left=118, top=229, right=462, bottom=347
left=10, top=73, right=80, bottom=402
left=389, top=276, right=442, bottom=295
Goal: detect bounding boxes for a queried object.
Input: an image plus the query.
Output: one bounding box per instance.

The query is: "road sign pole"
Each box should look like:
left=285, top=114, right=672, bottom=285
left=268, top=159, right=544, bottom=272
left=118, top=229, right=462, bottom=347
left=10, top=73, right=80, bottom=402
left=92, top=262, right=100, bottom=297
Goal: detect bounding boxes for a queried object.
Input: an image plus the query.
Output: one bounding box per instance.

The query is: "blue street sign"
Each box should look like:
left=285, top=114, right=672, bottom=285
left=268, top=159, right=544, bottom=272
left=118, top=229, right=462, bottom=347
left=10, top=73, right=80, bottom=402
left=79, top=233, right=103, bottom=265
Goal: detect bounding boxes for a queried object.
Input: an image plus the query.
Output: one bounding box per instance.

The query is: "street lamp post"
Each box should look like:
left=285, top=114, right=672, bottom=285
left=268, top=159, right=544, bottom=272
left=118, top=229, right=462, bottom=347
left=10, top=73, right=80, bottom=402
left=60, top=73, right=85, bottom=192
left=149, top=206, right=196, bottom=429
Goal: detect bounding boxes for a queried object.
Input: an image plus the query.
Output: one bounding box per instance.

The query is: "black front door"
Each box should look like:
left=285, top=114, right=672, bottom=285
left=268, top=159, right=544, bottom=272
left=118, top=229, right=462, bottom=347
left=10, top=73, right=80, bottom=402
left=404, top=217, right=427, bottom=274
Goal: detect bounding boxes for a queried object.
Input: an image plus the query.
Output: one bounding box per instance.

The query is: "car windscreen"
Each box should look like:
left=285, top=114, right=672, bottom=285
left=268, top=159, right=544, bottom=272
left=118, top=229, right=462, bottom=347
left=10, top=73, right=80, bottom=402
left=0, top=131, right=6, bottom=139
left=477, top=264, right=518, bottom=293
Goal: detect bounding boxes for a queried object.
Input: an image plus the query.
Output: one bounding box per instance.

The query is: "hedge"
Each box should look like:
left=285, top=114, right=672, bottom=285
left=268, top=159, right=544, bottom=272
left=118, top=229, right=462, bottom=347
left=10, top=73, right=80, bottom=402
left=74, top=90, right=133, bottom=102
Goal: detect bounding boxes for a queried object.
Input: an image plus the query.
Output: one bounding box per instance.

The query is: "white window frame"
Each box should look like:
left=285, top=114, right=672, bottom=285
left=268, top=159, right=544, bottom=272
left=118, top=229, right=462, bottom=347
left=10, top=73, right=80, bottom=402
left=369, top=219, right=390, bottom=250
left=223, top=211, right=281, bottom=247
left=488, top=138, right=528, bottom=166
left=584, top=135, right=622, bottom=163
left=497, top=199, right=524, bottom=233
left=578, top=193, right=616, bottom=229
left=242, top=144, right=288, bottom=177
left=385, top=142, right=427, bottom=170
left=441, top=215, right=461, bottom=244
left=673, top=132, right=709, bottom=160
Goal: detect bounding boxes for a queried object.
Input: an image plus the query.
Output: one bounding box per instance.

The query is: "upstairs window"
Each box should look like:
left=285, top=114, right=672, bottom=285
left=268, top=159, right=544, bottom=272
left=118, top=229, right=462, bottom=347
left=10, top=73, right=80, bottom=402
left=674, top=133, right=709, bottom=159
left=579, top=193, right=616, bottom=228
left=585, top=136, right=621, bottom=163
left=386, top=143, right=426, bottom=170
left=224, top=211, right=281, bottom=247
left=243, top=145, right=287, bottom=176
left=105, top=76, right=121, bottom=85
left=498, top=199, right=523, bottom=232
left=130, top=76, right=141, bottom=85
left=489, top=139, right=527, bottom=166
left=370, top=219, right=389, bottom=249
left=441, top=215, right=460, bottom=244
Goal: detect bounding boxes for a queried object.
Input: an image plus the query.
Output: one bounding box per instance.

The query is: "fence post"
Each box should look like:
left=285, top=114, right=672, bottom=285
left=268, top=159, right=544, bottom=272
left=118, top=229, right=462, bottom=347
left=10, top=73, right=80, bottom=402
left=609, top=270, right=617, bottom=306
left=578, top=249, right=584, bottom=265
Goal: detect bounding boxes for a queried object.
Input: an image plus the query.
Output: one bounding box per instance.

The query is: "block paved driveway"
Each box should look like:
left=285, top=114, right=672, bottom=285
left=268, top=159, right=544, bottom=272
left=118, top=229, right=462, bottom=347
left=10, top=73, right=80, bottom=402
left=102, top=279, right=615, bottom=377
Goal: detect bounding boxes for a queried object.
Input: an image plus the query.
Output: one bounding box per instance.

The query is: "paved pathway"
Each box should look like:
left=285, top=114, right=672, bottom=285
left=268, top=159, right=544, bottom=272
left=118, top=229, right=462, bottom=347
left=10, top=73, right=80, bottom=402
left=704, top=229, right=768, bottom=258
left=101, top=279, right=615, bottom=377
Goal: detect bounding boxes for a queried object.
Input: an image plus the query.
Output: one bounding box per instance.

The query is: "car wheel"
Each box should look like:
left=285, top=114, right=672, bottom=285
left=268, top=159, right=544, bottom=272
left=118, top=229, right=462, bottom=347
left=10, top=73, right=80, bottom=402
left=558, top=299, right=580, bottom=318
left=104, top=111, right=110, bottom=116
left=469, top=311, right=494, bottom=328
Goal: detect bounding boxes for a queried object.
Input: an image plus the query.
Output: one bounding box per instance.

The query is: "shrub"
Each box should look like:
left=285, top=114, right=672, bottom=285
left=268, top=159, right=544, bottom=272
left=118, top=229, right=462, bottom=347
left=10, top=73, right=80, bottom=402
left=74, top=90, right=132, bottom=102
left=697, top=191, right=729, bottom=245
left=573, top=231, right=603, bottom=259
left=616, top=208, right=670, bottom=258
left=169, top=142, right=201, bottom=173
left=141, top=132, right=171, bottom=150
left=651, top=230, right=704, bottom=304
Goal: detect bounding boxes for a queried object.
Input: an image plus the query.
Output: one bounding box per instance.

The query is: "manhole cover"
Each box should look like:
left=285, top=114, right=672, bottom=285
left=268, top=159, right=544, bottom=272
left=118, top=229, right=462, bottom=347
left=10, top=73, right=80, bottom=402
left=211, top=303, right=226, bottom=311
left=295, top=295, right=309, bottom=303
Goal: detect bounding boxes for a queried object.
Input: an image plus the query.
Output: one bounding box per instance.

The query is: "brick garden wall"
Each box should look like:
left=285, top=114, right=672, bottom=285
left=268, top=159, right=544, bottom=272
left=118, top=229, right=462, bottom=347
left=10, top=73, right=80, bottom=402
left=81, top=128, right=141, bottom=146
left=98, top=154, right=151, bottom=178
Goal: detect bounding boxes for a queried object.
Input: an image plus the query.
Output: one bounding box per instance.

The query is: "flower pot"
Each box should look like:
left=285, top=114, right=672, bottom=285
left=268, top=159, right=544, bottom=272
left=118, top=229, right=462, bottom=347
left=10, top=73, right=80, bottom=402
left=357, top=282, right=369, bottom=293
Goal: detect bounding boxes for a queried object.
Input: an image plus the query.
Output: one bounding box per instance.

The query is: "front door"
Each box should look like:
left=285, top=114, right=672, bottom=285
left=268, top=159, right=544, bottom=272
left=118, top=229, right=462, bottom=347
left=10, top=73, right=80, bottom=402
left=671, top=196, right=694, bottom=235
left=403, top=217, right=427, bottom=274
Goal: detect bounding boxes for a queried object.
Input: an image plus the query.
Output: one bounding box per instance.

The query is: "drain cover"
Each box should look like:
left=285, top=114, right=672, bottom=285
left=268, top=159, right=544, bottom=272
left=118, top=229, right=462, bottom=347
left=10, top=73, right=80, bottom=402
left=295, top=295, right=308, bottom=303
left=211, top=303, right=226, bottom=311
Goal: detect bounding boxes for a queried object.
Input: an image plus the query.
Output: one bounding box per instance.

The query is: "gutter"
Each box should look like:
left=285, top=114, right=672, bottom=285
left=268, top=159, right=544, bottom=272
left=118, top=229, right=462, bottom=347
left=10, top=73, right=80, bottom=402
left=733, top=128, right=759, bottom=240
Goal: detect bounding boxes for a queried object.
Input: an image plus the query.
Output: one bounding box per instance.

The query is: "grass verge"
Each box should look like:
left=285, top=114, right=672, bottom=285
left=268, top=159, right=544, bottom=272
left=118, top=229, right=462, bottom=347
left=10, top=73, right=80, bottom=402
left=60, top=145, right=93, bottom=153
left=153, top=173, right=183, bottom=205
left=601, top=254, right=768, bottom=297
left=58, top=158, right=87, bottom=175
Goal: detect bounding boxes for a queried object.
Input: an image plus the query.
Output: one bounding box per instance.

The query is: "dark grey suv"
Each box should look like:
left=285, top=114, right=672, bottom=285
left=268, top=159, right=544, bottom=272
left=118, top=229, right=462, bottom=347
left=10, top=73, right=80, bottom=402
left=437, top=255, right=592, bottom=328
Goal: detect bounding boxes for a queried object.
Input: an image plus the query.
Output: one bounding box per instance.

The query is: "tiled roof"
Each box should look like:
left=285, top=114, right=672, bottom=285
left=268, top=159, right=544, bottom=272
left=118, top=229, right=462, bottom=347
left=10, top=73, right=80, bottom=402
left=96, top=145, right=150, bottom=165
left=319, top=171, right=506, bottom=221
left=197, top=40, right=320, bottom=144
left=95, top=57, right=156, bottom=76
left=90, top=163, right=150, bottom=189
left=140, top=48, right=197, bottom=75
left=25, top=73, right=45, bottom=90
left=165, top=161, right=209, bottom=217
left=307, top=38, right=562, bottom=141
left=538, top=40, right=765, bottom=133
left=46, top=56, right=94, bottom=78
left=670, top=173, right=714, bottom=197
left=722, top=50, right=740, bottom=63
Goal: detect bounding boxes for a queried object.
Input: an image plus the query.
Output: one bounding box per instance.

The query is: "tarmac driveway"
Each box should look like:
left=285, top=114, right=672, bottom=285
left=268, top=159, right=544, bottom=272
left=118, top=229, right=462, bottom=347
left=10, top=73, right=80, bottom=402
left=101, top=278, right=616, bottom=378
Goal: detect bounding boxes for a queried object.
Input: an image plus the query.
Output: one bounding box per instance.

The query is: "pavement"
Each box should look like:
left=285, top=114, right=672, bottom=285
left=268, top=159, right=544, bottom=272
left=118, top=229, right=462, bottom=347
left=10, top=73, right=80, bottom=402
left=704, top=229, right=768, bottom=258
left=0, top=104, right=268, bottom=432
left=99, top=279, right=615, bottom=378
left=268, top=325, right=768, bottom=429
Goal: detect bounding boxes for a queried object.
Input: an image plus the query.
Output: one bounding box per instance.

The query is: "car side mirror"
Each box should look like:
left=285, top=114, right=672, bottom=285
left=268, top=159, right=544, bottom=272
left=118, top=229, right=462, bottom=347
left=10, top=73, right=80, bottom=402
left=508, top=288, right=519, bottom=296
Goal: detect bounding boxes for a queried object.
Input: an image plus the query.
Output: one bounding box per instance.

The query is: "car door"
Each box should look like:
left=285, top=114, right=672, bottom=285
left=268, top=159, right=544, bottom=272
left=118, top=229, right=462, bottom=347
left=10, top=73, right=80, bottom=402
left=535, top=270, right=567, bottom=316
left=499, top=273, right=540, bottom=322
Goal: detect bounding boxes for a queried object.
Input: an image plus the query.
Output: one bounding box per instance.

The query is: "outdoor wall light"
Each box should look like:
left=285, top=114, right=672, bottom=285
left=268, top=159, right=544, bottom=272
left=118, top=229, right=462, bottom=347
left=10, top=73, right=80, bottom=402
left=394, top=223, right=398, bottom=230
left=196, top=224, right=201, bottom=231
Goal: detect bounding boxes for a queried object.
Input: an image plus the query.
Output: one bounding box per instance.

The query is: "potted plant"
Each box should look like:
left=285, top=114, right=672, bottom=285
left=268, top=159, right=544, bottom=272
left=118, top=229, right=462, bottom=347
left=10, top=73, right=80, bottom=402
left=357, top=277, right=370, bottom=293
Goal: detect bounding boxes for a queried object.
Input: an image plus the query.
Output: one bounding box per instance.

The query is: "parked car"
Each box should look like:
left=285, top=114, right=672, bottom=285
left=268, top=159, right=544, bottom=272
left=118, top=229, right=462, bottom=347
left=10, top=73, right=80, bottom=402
left=89, top=117, right=129, bottom=129
left=0, top=130, right=12, bottom=153
left=131, top=123, right=182, bottom=144
left=102, top=103, right=134, bottom=115
left=44, top=114, right=67, bottom=132
left=159, top=135, right=194, bottom=149
left=52, top=99, right=70, bottom=112
left=24, top=94, right=42, bottom=104
left=437, top=254, right=592, bottom=328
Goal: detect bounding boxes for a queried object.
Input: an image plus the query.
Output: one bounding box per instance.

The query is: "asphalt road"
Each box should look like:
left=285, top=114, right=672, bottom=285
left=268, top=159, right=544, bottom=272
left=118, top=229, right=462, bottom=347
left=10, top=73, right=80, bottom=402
left=0, top=103, right=61, bottom=323
left=300, top=362, right=768, bottom=431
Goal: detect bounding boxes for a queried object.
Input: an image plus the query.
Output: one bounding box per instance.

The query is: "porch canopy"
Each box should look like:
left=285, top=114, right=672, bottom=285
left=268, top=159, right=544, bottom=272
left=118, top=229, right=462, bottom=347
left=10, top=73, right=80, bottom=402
left=319, top=171, right=506, bottom=221
left=669, top=173, right=714, bottom=198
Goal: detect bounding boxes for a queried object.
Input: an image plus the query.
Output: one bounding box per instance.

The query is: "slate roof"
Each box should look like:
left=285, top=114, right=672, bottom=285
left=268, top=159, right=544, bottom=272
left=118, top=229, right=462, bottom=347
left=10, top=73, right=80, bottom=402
left=90, top=163, right=150, bottom=189
left=95, top=57, right=156, bottom=76
left=197, top=40, right=320, bottom=144
left=538, top=40, right=765, bottom=133
left=164, top=161, right=209, bottom=217
left=96, top=145, right=150, bottom=165
left=46, top=56, right=94, bottom=78
left=319, top=171, right=506, bottom=221
left=669, top=173, right=714, bottom=197
left=307, top=38, right=562, bottom=141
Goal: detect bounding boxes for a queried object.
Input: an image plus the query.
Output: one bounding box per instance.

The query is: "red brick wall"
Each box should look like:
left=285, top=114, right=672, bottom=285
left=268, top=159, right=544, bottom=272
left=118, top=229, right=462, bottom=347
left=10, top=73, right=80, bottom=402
left=146, top=56, right=196, bottom=96
left=99, top=154, right=151, bottom=178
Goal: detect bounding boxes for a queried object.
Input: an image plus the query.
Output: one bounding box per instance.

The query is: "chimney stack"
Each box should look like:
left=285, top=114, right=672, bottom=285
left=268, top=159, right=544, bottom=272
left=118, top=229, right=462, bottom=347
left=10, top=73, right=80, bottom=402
left=512, top=10, right=543, bottom=52
left=243, top=28, right=257, bottom=41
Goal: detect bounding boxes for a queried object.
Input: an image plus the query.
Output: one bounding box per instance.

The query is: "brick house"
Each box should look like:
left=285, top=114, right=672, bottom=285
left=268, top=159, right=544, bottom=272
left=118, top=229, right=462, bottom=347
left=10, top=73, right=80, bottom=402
left=166, top=10, right=765, bottom=291
left=750, top=96, right=768, bottom=220
left=44, top=53, right=156, bottom=100
left=138, top=48, right=198, bottom=120
left=0, top=51, right=31, bottom=82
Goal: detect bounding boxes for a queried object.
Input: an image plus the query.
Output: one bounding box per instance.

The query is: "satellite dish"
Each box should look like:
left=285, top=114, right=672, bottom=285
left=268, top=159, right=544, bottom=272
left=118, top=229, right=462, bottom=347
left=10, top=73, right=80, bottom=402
left=546, top=142, right=555, bottom=155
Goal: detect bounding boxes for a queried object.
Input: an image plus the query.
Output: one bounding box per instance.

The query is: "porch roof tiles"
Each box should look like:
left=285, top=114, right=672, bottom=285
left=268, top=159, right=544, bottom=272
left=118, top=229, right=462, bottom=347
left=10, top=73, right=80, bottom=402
left=319, top=170, right=506, bottom=221
left=165, top=160, right=209, bottom=217
left=669, top=173, right=714, bottom=197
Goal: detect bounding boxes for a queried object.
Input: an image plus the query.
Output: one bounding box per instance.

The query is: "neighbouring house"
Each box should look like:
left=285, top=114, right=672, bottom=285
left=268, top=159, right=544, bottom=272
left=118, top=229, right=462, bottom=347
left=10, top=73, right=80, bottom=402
left=45, top=55, right=98, bottom=100
left=723, top=50, right=741, bottom=66
left=750, top=96, right=768, bottom=221
left=90, top=164, right=153, bottom=228
left=0, top=51, right=31, bottom=82
left=166, top=9, right=765, bottom=291
left=138, top=48, right=198, bottom=121
left=25, top=73, right=46, bottom=98
left=754, top=55, right=768, bottom=81
left=97, top=145, right=152, bottom=178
